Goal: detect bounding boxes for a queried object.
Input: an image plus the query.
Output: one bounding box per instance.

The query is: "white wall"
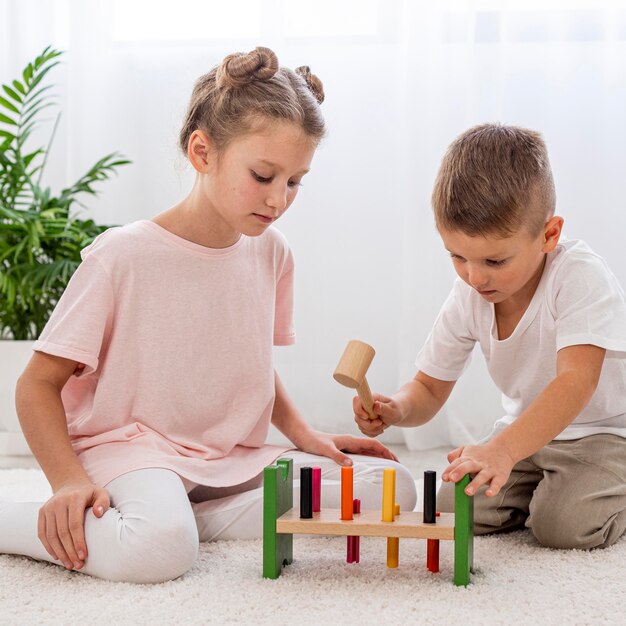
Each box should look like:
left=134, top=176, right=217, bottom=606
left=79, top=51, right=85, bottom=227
left=2, top=0, right=626, bottom=450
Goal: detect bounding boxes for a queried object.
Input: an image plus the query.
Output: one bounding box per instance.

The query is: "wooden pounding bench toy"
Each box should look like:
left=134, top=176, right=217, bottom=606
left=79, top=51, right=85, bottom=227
left=262, top=339, right=475, bottom=586
left=263, top=459, right=475, bottom=586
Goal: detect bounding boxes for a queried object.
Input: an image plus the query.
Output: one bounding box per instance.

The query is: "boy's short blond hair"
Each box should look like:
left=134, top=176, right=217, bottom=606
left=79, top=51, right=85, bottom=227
left=432, top=123, right=556, bottom=238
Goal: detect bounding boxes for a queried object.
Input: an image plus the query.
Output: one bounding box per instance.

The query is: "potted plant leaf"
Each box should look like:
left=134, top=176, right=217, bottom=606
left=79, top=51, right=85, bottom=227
left=0, top=46, right=130, bottom=455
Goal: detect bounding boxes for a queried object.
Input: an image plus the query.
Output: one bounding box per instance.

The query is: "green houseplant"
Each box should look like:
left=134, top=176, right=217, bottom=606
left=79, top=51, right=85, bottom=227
left=0, top=46, right=129, bottom=340
left=0, top=46, right=129, bottom=454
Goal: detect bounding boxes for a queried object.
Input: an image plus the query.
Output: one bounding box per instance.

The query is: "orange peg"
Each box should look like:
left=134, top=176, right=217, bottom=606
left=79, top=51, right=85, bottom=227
left=341, top=466, right=354, bottom=521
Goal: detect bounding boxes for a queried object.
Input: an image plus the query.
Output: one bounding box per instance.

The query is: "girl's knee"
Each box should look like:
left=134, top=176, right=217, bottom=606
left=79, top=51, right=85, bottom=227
left=144, top=516, right=200, bottom=581
left=122, top=522, right=198, bottom=583
left=392, top=462, right=418, bottom=512
left=86, top=509, right=199, bottom=583
left=330, top=456, right=417, bottom=512
left=362, top=457, right=417, bottom=512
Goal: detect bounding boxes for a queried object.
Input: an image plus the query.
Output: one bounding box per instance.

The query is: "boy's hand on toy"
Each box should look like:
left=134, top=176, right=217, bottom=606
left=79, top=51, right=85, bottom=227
left=353, top=393, right=405, bottom=438
left=38, top=479, right=110, bottom=571
left=441, top=442, right=515, bottom=497
left=297, top=430, right=399, bottom=465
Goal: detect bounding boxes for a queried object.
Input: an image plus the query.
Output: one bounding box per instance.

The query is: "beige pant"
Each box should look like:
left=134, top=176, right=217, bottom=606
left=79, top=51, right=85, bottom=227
left=437, top=434, right=626, bottom=549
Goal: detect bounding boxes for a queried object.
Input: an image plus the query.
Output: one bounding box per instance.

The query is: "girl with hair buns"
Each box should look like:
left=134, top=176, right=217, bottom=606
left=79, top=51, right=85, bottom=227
left=1, top=47, right=417, bottom=583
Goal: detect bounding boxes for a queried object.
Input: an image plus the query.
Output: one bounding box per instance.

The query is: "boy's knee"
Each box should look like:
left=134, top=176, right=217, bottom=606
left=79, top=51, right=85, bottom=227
left=529, top=509, right=622, bottom=550
left=436, top=481, right=455, bottom=513
left=530, top=515, right=590, bottom=549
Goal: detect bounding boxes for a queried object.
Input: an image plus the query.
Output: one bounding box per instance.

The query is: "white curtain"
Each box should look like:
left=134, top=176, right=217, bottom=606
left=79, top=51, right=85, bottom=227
left=2, top=0, right=626, bottom=449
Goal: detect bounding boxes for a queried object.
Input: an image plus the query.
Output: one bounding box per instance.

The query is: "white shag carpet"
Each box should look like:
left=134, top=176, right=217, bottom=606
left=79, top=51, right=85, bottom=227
left=1, top=469, right=625, bottom=625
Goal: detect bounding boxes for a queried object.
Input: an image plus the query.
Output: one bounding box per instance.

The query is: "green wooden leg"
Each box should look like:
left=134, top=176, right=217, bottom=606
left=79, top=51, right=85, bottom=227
left=263, top=457, right=293, bottom=579
left=453, top=474, right=474, bottom=586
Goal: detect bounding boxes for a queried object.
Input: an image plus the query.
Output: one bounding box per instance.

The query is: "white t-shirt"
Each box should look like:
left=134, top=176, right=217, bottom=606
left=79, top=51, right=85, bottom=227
left=415, top=239, right=626, bottom=440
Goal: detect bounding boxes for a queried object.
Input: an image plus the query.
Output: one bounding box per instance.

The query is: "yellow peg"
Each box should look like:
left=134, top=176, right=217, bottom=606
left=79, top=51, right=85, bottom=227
left=387, top=503, right=401, bottom=568
left=382, top=468, right=396, bottom=522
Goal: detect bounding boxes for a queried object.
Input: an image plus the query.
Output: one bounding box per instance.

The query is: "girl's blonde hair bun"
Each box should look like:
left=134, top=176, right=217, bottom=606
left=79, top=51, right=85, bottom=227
left=216, top=46, right=279, bottom=89
left=179, top=47, right=326, bottom=154
left=295, top=65, right=325, bottom=104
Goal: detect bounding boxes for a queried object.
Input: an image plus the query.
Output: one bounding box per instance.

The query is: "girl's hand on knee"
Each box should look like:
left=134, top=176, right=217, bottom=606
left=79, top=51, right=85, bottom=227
left=441, top=443, right=515, bottom=498
left=294, top=429, right=399, bottom=465
left=37, top=480, right=110, bottom=571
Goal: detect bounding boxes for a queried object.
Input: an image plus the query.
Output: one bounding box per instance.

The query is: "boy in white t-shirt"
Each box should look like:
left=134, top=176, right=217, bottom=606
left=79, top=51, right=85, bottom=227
left=354, top=123, right=626, bottom=549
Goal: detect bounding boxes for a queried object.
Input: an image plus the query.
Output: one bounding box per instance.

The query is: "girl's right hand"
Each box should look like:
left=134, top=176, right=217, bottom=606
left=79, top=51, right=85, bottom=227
left=353, top=393, right=406, bottom=438
left=38, top=480, right=110, bottom=570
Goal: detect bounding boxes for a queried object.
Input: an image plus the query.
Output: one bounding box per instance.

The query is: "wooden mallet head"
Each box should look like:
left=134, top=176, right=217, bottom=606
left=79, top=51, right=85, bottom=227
left=333, top=340, right=377, bottom=420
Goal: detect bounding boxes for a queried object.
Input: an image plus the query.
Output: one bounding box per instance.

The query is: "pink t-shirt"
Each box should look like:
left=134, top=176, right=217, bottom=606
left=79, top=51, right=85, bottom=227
left=33, top=221, right=295, bottom=487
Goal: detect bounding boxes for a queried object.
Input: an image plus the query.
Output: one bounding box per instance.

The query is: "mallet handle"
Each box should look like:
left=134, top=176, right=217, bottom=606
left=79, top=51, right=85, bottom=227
left=358, top=377, right=376, bottom=420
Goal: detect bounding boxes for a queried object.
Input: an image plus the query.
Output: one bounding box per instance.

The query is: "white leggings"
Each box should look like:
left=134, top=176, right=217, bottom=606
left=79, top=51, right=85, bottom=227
left=0, top=452, right=416, bottom=583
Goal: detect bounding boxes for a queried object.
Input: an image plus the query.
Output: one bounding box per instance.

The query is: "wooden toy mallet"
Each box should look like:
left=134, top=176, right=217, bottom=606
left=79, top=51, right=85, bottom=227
left=333, top=340, right=377, bottom=420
